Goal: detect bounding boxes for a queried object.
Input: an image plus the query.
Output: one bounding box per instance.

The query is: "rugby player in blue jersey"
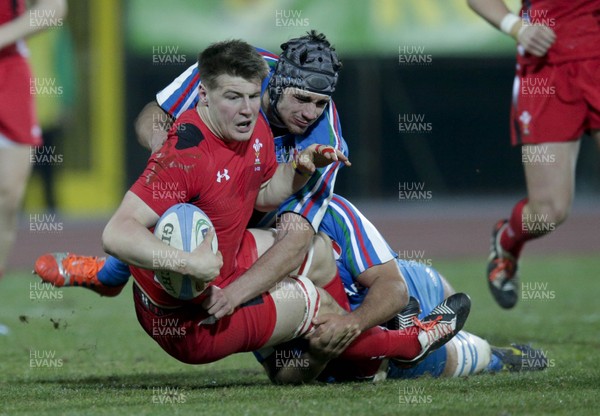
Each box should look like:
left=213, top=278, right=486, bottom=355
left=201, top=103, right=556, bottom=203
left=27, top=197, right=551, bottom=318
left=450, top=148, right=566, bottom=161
left=256, top=194, right=548, bottom=383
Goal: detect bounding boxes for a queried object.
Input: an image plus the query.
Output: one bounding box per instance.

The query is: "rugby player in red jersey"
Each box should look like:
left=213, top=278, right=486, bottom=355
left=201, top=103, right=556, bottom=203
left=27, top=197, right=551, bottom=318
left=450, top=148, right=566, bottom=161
left=36, top=32, right=413, bottom=351
left=101, top=39, right=346, bottom=364
left=468, top=0, right=600, bottom=308
left=99, top=39, right=469, bottom=366
left=0, top=0, right=66, bottom=336
left=0, top=0, right=66, bottom=279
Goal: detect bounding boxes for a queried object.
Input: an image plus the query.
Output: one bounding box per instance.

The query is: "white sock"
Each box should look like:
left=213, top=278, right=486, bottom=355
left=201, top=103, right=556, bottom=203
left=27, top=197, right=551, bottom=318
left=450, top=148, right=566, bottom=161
left=450, top=331, right=491, bottom=377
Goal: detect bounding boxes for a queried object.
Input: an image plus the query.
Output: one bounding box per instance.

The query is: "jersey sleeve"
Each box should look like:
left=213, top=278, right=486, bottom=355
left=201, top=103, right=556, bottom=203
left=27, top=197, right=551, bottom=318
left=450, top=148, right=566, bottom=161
left=129, top=125, right=204, bottom=216
left=321, top=195, right=397, bottom=279
left=156, top=47, right=279, bottom=119
left=277, top=101, right=348, bottom=231
left=155, top=63, right=200, bottom=119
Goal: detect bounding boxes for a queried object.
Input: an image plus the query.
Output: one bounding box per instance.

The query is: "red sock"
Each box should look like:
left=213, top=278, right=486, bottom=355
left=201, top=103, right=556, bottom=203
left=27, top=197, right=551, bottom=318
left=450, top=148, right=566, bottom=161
left=500, top=198, right=542, bottom=257
left=340, top=326, right=421, bottom=361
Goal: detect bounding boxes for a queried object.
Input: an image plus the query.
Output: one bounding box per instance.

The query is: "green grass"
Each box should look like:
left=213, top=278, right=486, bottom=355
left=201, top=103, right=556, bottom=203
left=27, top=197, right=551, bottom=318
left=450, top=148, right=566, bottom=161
left=1, top=255, right=599, bottom=415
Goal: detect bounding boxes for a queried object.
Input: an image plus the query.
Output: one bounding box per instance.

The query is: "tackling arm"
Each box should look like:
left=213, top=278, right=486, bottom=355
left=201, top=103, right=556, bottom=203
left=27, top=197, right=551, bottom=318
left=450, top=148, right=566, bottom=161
left=134, top=101, right=172, bottom=153
left=213, top=212, right=314, bottom=313
left=308, top=260, right=408, bottom=355
left=351, top=260, right=408, bottom=331
left=204, top=146, right=350, bottom=318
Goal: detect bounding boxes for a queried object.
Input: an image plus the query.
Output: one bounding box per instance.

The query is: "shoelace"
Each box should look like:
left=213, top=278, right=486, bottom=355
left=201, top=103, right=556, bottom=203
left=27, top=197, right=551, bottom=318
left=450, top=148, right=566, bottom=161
left=411, top=315, right=442, bottom=331
left=490, top=258, right=515, bottom=282
left=62, top=255, right=101, bottom=283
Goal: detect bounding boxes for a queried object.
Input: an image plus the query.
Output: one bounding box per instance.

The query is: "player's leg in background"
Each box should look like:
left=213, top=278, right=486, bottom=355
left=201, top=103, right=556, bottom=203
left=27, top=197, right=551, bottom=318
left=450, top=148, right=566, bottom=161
left=488, top=141, right=580, bottom=308
left=0, top=144, right=32, bottom=278
left=521, top=141, right=580, bottom=239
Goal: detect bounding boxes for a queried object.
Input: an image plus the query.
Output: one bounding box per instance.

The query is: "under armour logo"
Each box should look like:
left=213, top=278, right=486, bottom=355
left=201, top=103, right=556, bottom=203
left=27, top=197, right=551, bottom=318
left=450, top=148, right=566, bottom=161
left=216, top=169, right=230, bottom=183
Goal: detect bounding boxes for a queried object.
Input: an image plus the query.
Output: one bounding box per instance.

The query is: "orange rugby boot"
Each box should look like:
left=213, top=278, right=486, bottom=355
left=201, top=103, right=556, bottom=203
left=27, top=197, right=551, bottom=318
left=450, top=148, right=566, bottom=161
left=34, top=252, right=124, bottom=297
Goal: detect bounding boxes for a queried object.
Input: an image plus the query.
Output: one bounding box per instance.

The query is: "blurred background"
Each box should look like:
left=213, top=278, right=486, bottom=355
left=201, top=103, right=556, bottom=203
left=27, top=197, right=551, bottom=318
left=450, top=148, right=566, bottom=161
left=12, top=0, right=599, bottom=268
left=23, top=0, right=600, bottom=214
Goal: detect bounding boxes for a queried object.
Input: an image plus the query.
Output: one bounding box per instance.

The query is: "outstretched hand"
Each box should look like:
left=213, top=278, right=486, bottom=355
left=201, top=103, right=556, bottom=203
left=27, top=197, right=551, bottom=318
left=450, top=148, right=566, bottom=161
left=296, top=144, right=351, bottom=176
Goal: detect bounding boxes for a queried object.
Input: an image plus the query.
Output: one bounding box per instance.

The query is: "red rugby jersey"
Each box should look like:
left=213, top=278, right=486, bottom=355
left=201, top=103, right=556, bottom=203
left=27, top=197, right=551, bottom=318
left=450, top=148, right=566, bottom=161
left=0, top=0, right=24, bottom=56
left=130, top=108, right=277, bottom=307
left=518, top=0, right=600, bottom=64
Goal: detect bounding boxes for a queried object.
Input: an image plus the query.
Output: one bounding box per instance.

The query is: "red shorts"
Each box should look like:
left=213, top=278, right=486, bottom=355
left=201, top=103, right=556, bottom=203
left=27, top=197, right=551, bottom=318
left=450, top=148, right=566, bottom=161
left=0, top=54, right=41, bottom=146
left=134, top=285, right=276, bottom=364
left=511, top=58, right=600, bottom=146
left=132, top=229, right=277, bottom=364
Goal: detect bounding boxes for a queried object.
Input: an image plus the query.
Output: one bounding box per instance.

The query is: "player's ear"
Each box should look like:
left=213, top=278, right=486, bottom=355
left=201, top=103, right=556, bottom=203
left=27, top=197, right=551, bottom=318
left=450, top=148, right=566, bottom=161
left=199, top=83, right=209, bottom=106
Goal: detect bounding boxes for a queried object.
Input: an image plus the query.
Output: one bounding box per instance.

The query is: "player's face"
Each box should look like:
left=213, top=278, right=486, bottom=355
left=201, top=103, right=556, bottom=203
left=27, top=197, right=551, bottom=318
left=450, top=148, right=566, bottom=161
left=276, top=88, right=330, bottom=135
left=203, top=75, right=263, bottom=142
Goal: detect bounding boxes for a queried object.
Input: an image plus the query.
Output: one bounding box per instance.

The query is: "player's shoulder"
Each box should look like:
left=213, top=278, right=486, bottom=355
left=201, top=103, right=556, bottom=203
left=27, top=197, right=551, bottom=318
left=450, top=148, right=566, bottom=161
left=168, top=109, right=207, bottom=150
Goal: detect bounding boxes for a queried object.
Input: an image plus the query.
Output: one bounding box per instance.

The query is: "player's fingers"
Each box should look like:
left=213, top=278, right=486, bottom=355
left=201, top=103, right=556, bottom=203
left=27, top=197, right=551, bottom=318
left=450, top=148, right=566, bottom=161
left=213, top=307, right=228, bottom=320
left=530, top=35, right=553, bottom=52
left=334, top=326, right=358, bottom=349
left=208, top=297, right=228, bottom=317
left=335, top=149, right=351, bottom=166
left=319, top=146, right=336, bottom=158
left=304, top=162, right=316, bottom=173
left=312, top=329, right=332, bottom=348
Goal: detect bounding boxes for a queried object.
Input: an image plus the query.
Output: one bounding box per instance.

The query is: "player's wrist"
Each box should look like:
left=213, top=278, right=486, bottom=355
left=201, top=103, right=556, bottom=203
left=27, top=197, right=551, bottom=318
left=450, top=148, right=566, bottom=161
left=291, top=157, right=312, bottom=177
left=499, top=13, right=522, bottom=41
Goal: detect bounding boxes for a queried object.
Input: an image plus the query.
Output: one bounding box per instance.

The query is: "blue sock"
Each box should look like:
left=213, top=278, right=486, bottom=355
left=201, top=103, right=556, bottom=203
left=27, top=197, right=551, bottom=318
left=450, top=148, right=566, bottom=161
left=485, top=351, right=503, bottom=373
left=97, top=256, right=131, bottom=286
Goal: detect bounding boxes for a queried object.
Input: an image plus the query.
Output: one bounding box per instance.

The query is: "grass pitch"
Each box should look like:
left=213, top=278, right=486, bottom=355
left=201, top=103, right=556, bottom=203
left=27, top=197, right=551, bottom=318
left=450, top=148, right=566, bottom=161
left=1, top=255, right=599, bottom=415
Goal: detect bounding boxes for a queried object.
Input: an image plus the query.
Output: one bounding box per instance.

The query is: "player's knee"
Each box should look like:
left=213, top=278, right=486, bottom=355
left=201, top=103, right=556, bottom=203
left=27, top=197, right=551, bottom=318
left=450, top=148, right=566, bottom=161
left=305, top=233, right=336, bottom=287
left=270, top=276, right=321, bottom=344
left=0, top=182, right=22, bottom=215
left=528, top=198, right=570, bottom=226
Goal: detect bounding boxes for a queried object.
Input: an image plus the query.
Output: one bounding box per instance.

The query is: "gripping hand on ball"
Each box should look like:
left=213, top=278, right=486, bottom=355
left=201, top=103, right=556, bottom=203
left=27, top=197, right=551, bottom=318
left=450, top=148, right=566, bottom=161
left=186, top=228, right=222, bottom=283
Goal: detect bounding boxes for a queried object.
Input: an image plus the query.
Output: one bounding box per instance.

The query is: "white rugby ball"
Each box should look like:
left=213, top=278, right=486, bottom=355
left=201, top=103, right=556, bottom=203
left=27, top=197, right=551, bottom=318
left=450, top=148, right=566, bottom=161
left=153, top=203, right=218, bottom=300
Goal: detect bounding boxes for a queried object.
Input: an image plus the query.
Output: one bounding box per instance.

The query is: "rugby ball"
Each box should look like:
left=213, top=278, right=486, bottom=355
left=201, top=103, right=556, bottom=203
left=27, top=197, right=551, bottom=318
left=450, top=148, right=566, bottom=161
left=153, top=203, right=218, bottom=300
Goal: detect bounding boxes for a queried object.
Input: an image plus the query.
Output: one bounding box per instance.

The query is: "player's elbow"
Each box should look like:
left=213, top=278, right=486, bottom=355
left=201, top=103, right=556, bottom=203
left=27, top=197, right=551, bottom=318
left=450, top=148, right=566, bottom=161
left=279, top=220, right=314, bottom=255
